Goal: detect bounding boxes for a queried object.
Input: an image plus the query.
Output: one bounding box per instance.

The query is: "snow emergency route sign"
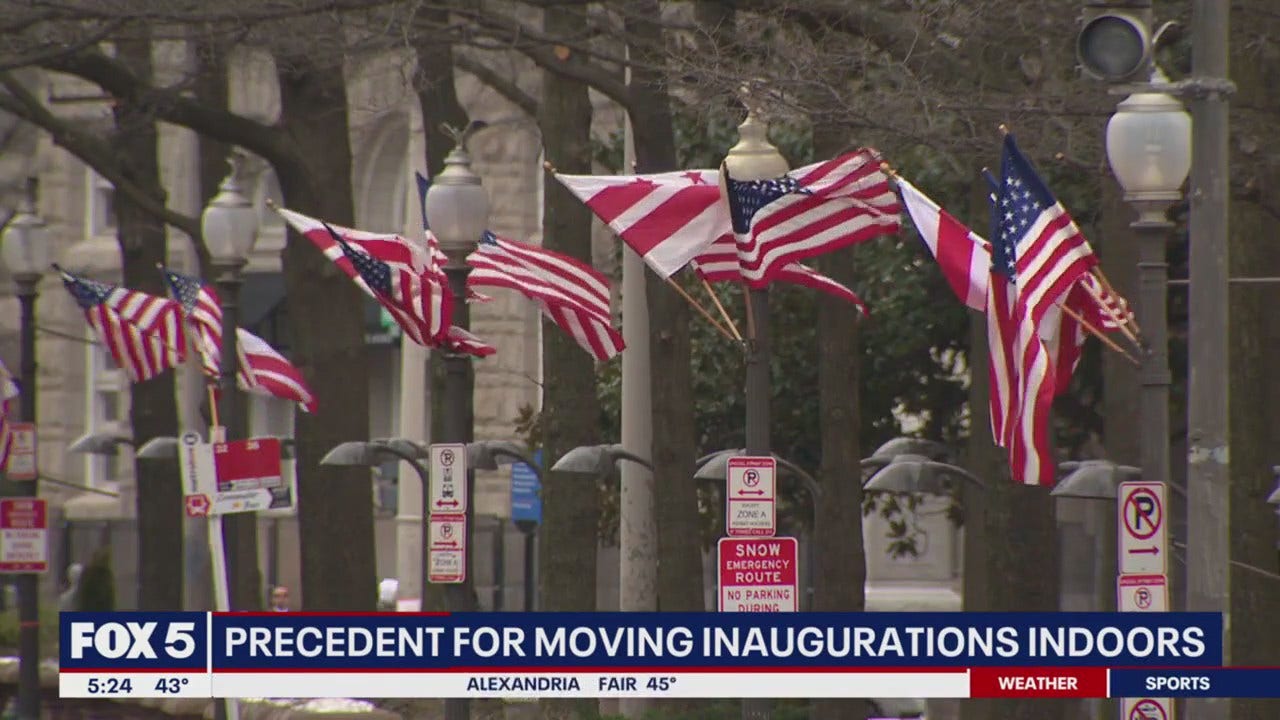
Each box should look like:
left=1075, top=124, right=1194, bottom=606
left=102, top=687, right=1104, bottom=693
left=726, top=455, right=776, bottom=537
left=717, top=536, right=797, bottom=612
left=0, top=498, right=47, bottom=573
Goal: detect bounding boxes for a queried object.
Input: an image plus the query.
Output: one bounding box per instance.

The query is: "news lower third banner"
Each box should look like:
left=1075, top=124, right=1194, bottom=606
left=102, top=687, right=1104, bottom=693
left=56, top=611, right=1274, bottom=700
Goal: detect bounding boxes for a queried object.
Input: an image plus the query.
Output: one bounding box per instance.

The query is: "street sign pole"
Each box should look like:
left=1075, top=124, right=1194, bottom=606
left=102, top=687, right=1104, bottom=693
left=1117, top=481, right=1172, bottom=719
left=509, top=451, right=542, bottom=611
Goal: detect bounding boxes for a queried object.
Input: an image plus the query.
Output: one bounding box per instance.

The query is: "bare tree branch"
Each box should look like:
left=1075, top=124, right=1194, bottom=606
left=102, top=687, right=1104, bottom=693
left=455, top=53, right=540, bottom=117
left=43, top=49, right=301, bottom=167
left=0, top=72, right=201, bottom=240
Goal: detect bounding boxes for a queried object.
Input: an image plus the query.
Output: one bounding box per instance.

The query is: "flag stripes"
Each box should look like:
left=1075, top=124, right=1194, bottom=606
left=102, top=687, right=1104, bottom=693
left=726, top=149, right=901, bottom=286
left=59, top=268, right=186, bottom=382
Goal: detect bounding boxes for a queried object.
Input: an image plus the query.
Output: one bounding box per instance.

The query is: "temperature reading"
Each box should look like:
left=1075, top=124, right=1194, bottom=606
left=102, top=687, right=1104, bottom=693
left=646, top=676, right=677, bottom=692
left=155, top=677, right=191, bottom=694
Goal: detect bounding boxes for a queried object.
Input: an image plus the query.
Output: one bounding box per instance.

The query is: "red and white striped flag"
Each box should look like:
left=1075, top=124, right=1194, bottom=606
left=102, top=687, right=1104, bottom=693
left=466, top=231, right=623, bottom=361
left=59, top=267, right=187, bottom=383
left=896, top=176, right=990, bottom=311
left=691, top=235, right=868, bottom=315
left=725, top=149, right=901, bottom=287
left=443, top=326, right=497, bottom=358
left=235, top=328, right=318, bottom=413
left=0, top=360, right=17, bottom=473
left=552, top=169, right=725, bottom=278
left=275, top=207, right=453, bottom=347
left=161, top=266, right=317, bottom=412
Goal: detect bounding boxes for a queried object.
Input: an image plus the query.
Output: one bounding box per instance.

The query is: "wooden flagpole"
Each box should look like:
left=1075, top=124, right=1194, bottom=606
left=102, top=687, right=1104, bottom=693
left=666, top=277, right=735, bottom=341
left=1059, top=301, right=1140, bottom=366
left=699, top=277, right=742, bottom=342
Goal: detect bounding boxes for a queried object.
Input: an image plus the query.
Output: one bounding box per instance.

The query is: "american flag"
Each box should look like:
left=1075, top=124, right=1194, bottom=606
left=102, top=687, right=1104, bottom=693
left=161, top=265, right=222, bottom=378
left=0, top=360, right=17, bottom=473
left=466, top=231, right=624, bottom=361
left=725, top=149, right=901, bottom=287
left=987, top=200, right=1056, bottom=486
left=691, top=235, right=868, bottom=315
left=275, top=207, right=453, bottom=347
left=995, top=135, right=1098, bottom=328
left=552, top=169, right=726, bottom=278
left=59, top=267, right=187, bottom=382
left=980, top=160, right=1131, bottom=395
left=161, top=266, right=317, bottom=412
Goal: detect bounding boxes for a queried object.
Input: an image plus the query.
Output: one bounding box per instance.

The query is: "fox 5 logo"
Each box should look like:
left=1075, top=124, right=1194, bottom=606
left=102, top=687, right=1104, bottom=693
left=63, top=613, right=206, bottom=666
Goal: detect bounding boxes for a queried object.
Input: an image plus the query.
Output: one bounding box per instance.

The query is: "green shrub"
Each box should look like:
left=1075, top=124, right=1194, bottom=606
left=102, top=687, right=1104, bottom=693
left=76, top=548, right=115, bottom=612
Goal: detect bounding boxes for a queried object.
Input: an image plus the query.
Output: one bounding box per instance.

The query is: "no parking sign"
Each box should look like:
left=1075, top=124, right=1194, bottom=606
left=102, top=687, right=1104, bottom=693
left=1118, top=481, right=1168, bottom=574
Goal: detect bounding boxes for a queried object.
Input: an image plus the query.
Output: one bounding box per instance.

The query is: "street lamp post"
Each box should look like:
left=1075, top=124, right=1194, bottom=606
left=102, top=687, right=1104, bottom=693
left=1104, top=73, right=1191, bottom=609
left=720, top=105, right=789, bottom=720
left=202, top=152, right=262, bottom=613
left=1, top=177, right=49, bottom=720
left=423, top=121, right=488, bottom=720
left=424, top=122, right=489, bottom=616
left=1104, top=71, right=1191, bottom=488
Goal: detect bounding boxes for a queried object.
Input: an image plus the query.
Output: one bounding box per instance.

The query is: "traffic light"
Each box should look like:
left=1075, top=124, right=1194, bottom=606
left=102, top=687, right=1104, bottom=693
left=1076, top=1, right=1155, bottom=82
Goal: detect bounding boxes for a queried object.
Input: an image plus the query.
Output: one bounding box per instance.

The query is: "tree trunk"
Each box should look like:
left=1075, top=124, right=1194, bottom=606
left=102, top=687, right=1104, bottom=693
left=536, top=10, right=602, bottom=720
left=810, top=127, right=868, bottom=720
left=274, top=60, right=377, bottom=611
left=961, top=183, right=1065, bottom=720
left=1227, top=6, right=1280, bottom=715
left=112, top=36, right=183, bottom=611
left=626, top=2, right=703, bottom=619
left=414, top=12, right=471, bottom=615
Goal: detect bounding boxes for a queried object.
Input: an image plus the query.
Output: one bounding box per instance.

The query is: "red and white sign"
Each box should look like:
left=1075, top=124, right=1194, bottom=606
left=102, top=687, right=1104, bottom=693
left=5, top=422, right=36, bottom=481
left=211, top=437, right=286, bottom=515
left=1122, top=697, right=1170, bottom=720
left=178, top=433, right=287, bottom=517
left=428, top=513, right=466, bottom=584
left=1118, top=574, right=1169, bottom=612
left=0, top=498, right=47, bottom=573
left=726, top=456, right=776, bottom=537
left=429, top=443, right=467, bottom=515
left=717, top=537, right=797, bottom=612
left=184, top=494, right=211, bottom=517
left=1118, top=481, right=1167, bottom=574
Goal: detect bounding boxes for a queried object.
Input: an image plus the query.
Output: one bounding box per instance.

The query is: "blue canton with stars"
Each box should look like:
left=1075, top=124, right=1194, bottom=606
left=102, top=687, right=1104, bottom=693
left=162, top=269, right=204, bottom=312
left=725, top=173, right=810, bottom=234
left=328, top=223, right=394, bottom=297
left=62, top=273, right=115, bottom=309
left=994, top=134, right=1058, bottom=282
left=480, top=230, right=499, bottom=246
